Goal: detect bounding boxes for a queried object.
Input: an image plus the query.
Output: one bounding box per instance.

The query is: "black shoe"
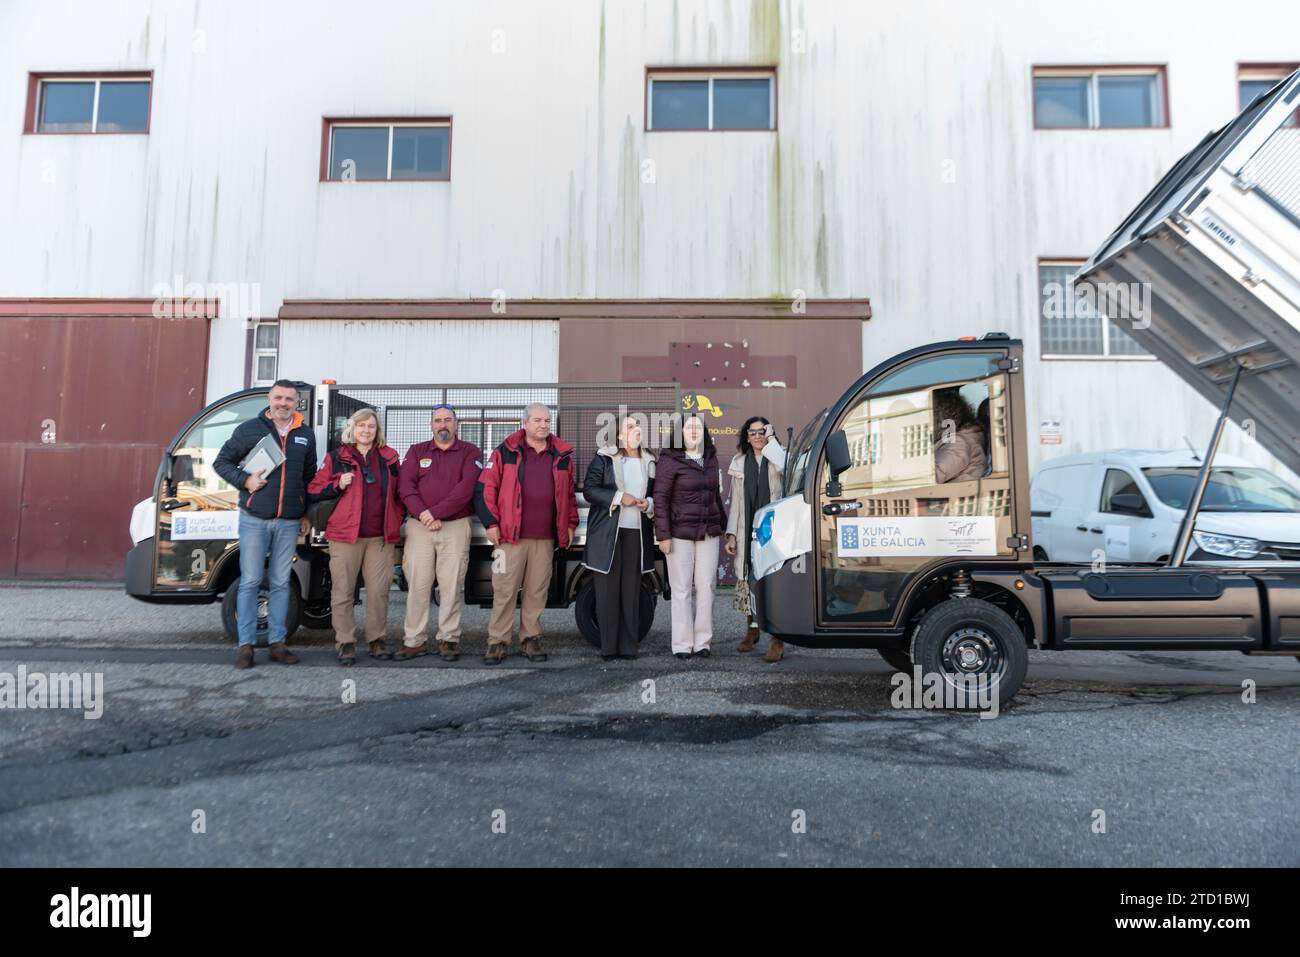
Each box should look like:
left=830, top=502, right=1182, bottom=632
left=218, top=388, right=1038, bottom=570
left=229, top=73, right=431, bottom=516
left=696, top=648, right=712, bottom=658
left=674, top=652, right=691, bottom=660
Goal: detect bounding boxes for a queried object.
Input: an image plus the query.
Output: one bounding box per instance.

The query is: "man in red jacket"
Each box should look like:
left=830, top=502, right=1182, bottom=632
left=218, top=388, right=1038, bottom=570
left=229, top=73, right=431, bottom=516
left=395, top=405, right=482, bottom=662
left=474, top=403, right=578, bottom=664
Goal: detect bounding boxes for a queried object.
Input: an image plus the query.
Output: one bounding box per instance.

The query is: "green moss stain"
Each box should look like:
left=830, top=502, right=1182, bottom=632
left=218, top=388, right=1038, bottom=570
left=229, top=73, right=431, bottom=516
left=616, top=118, right=644, bottom=296
left=749, top=0, right=781, bottom=64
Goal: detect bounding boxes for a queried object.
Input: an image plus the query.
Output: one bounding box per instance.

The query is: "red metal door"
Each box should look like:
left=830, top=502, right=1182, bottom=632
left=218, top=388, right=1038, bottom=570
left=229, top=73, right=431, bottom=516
left=0, top=300, right=211, bottom=579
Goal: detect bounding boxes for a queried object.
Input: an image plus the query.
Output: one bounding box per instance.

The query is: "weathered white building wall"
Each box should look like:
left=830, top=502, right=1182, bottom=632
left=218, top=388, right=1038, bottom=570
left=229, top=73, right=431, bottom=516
left=1, top=0, right=1296, bottom=475
left=279, top=319, right=559, bottom=386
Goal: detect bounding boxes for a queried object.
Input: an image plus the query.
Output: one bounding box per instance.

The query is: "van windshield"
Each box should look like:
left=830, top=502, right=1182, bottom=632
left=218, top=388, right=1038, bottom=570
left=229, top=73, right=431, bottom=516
left=784, top=409, right=828, bottom=497
left=1142, top=466, right=1300, bottom=512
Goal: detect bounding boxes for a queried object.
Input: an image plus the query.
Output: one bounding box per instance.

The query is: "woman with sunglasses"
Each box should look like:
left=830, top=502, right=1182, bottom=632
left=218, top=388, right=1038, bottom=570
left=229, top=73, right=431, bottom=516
left=725, top=415, right=786, bottom=662
left=307, top=409, right=403, bottom=665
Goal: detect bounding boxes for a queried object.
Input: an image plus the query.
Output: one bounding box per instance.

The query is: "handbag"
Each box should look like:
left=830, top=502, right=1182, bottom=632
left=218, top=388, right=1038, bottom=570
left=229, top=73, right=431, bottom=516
left=307, top=448, right=351, bottom=532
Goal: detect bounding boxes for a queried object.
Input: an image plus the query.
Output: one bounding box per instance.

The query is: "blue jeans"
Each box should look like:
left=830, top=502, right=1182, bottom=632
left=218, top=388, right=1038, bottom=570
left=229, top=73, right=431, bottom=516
left=237, top=511, right=300, bottom=647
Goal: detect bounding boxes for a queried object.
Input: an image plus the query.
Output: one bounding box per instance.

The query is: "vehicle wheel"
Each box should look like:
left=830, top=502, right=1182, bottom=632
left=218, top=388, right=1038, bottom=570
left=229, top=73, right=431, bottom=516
left=301, top=605, right=333, bottom=631
left=877, top=647, right=914, bottom=673
left=221, top=577, right=302, bottom=644
left=909, top=598, right=1028, bottom=708
left=574, top=575, right=658, bottom=648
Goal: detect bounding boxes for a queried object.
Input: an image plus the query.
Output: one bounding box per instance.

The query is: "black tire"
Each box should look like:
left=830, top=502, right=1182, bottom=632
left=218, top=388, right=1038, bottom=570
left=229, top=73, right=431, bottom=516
left=221, top=577, right=301, bottom=644
left=574, top=574, right=657, bottom=648
left=1032, top=546, right=1049, bottom=562
left=909, top=597, right=1028, bottom=708
left=877, top=647, right=914, bottom=673
left=301, top=606, right=333, bottom=631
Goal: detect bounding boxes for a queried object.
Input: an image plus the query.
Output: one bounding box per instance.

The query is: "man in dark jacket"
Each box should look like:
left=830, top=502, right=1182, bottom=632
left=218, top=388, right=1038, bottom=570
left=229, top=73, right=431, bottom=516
left=474, top=404, right=578, bottom=664
left=213, top=380, right=317, bottom=669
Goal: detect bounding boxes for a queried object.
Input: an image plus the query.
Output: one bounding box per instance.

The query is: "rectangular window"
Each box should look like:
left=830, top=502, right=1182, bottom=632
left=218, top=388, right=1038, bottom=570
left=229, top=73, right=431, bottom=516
left=27, top=74, right=152, bottom=133
left=1033, top=67, right=1166, bottom=129
left=252, top=322, right=279, bottom=386
left=1238, top=64, right=1300, bottom=127
left=1039, top=259, right=1151, bottom=359
left=647, top=70, right=775, bottom=130
left=323, top=119, right=452, bottom=181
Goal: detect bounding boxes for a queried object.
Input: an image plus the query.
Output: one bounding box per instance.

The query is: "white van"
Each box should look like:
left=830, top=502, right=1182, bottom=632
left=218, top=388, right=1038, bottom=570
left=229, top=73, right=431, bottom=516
left=1030, top=450, right=1300, bottom=564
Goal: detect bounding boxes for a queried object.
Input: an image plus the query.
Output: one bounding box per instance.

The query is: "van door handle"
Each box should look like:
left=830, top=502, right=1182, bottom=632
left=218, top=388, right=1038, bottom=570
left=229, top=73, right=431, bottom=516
left=1076, top=525, right=1087, bottom=531
left=823, top=501, right=861, bottom=516
left=1089, top=527, right=1103, bottom=534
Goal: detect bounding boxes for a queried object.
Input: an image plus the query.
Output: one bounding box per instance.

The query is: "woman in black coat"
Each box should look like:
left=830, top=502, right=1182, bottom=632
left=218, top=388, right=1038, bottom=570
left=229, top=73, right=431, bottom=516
left=583, top=415, right=657, bottom=660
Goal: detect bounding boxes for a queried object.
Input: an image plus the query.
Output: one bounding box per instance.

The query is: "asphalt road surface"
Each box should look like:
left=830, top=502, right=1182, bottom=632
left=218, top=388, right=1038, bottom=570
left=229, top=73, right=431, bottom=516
left=1, top=580, right=1298, bottom=867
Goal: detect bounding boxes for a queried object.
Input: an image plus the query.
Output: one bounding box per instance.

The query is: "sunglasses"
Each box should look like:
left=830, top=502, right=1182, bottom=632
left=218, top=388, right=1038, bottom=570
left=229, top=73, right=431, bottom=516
left=360, top=464, right=376, bottom=485
left=747, top=429, right=768, bottom=436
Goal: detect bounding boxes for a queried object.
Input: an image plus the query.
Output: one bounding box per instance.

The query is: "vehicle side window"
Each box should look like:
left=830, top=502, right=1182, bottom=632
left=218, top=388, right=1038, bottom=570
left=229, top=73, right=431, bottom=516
left=815, top=351, right=1017, bottom=625
left=154, top=395, right=267, bottom=589
left=1100, top=468, right=1146, bottom=512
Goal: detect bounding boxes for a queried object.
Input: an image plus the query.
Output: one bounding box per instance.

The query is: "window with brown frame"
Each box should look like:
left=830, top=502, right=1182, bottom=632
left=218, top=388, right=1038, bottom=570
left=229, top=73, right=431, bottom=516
left=1238, top=64, right=1300, bottom=127
left=1032, top=66, right=1168, bottom=129
left=1038, top=259, right=1151, bottom=359
left=646, top=68, right=776, bottom=131
left=24, top=72, right=152, bottom=133
left=321, top=118, right=452, bottom=181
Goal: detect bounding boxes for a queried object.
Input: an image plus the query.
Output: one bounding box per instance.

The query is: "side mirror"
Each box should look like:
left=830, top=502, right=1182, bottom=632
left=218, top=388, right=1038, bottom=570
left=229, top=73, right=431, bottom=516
left=171, top=453, right=195, bottom=485
left=1109, top=492, right=1149, bottom=517
left=824, top=430, right=850, bottom=498
left=826, top=431, right=851, bottom=477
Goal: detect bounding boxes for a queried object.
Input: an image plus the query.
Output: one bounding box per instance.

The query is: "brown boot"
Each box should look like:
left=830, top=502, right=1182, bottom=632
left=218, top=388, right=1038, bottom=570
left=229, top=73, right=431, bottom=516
left=268, top=642, right=299, bottom=665
left=235, top=645, right=254, bottom=670
left=764, top=638, right=785, bottom=663
left=521, top=637, right=548, bottom=662
left=367, top=639, right=392, bottom=660
left=393, top=641, right=428, bottom=661
left=437, top=640, right=460, bottom=661
left=483, top=642, right=508, bottom=665
left=337, top=643, right=356, bottom=666
left=738, top=623, right=760, bottom=653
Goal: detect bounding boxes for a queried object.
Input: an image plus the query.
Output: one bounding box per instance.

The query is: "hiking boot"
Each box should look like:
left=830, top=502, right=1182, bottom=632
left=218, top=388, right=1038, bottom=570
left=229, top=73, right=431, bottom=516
left=269, top=643, right=299, bottom=665
left=394, top=641, right=429, bottom=661
left=235, top=645, right=254, bottom=670
left=521, top=637, right=548, bottom=662
left=483, top=643, right=508, bottom=665
left=764, top=638, right=785, bottom=663
left=337, top=643, right=356, bottom=666
left=437, top=640, right=460, bottom=661
left=367, top=639, right=392, bottom=660
left=738, top=624, right=760, bottom=653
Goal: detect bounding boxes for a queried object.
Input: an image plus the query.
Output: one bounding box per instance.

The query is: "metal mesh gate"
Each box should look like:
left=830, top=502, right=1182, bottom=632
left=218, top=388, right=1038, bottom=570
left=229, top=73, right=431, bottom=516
left=326, top=383, right=681, bottom=488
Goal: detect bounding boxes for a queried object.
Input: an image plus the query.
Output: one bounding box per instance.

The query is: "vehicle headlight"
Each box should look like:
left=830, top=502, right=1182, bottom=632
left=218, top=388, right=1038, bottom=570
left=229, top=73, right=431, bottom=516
left=1191, top=531, right=1261, bottom=559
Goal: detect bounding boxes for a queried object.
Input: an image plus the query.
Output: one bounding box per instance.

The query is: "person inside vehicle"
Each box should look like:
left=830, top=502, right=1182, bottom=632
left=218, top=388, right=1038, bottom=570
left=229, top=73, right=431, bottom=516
left=932, top=388, right=987, bottom=483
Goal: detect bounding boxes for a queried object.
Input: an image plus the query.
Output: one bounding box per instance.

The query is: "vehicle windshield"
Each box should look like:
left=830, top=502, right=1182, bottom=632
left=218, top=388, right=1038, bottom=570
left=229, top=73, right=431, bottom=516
left=1142, top=466, right=1300, bottom=513
left=783, top=409, right=828, bottom=497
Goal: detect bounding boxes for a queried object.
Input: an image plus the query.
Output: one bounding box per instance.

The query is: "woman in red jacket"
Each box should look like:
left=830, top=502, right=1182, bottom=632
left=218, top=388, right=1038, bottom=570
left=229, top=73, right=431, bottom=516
left=307, top=409, right=403, bottom=665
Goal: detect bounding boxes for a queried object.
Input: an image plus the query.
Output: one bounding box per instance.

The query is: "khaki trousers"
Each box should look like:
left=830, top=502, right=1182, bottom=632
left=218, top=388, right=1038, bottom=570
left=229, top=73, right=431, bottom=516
left=666, top=535, right=720, bottom=653
left=488, top=538, right=555, bottom=645
left=402, top=516, right=472, bottom=646
left=328, top=537, right=396, bottom=648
